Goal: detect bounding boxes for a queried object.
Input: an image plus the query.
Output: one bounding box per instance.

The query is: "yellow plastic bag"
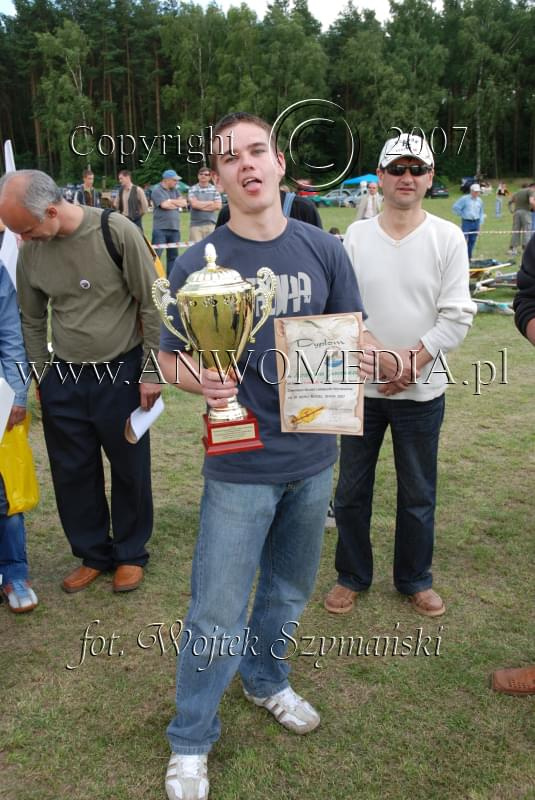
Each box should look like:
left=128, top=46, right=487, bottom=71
left=143, top=234, right=166, bottom=278
left=0, top=413, right=39, bottom=515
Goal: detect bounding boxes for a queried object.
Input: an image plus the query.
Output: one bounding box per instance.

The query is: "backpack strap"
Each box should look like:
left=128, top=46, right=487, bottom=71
left=282, top=191, right=296, bottom=217
left=101, top=208, right=123, bottom=271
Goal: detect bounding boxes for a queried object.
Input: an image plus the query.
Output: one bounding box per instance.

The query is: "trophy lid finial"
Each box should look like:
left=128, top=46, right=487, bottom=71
left=204, top=243, right=217, bottom=270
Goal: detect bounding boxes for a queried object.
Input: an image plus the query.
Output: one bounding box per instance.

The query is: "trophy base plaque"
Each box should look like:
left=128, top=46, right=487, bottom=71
left=202, top=410, right=264, bottom=456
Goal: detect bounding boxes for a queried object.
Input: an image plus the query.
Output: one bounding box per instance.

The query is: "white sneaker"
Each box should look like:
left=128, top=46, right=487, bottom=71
left=243, top=685, right=320, bottom=734
left=1, top=579, right=38, bottom=613
left=165, top=753, right=209, bottom=800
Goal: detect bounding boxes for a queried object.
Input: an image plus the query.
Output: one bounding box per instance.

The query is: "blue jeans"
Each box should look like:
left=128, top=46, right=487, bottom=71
left=334, top=395, right=445, bottom=595
left=152, top=228, right=179, bottom=275
left=0, top=476, right=29, bottom=584
left=461, top=219, right=480, bottom=259
left=167, top=466, right=333, bottom=754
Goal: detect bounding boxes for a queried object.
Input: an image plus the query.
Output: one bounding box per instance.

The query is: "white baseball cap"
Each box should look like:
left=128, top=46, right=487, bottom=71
left=470, top=183, right=481, bottom=192
left=378, top=133, right=434, bottom=169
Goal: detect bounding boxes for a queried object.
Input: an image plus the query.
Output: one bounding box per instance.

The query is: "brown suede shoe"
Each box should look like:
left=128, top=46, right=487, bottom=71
left=324, top=584, right=358, bottom=614
left=409, top=588, right=445, bottom=617
left=491, top=666, right=535, bottom=696
left=113, top=565, right=144, bottom=593
left=62, top=565, right=101, bottom=593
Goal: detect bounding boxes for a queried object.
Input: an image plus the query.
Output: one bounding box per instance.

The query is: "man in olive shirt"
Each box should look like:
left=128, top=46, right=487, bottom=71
left=0, top=170, right=161, bottom=594
left=508, top=183, right=535, bottom=255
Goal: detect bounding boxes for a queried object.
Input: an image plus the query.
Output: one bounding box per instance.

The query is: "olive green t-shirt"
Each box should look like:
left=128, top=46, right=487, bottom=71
left=17, top=207, right=160, bottom=377
left=510, top=187, right=535, bottom=212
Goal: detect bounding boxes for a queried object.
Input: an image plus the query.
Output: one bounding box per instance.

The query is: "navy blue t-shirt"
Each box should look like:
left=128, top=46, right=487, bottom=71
left=160, top=218, right=365, bottom=484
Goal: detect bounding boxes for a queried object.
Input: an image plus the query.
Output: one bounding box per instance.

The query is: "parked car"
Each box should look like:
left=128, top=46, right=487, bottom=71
left=460, top=176, right=492, bottom=195
left=311, top=188, right=352, bottom=207
left=60, top=184, right=77, bottom=203
left=344, top=187, right=368, bottom=207
left=425, top=181, right=449, bottom=198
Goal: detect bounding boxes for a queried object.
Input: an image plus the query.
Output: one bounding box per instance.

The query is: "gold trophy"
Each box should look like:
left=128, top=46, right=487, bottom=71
left=152, top=243, right=277, bottom=455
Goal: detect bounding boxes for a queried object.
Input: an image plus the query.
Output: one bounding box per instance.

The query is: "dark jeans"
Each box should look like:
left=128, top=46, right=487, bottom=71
left=0, top=477, right=29, bottom=583
left=461, top=219, right=480, bottom=259
left=39, top=345, right=153, bottom=570
left=334, top=394, right=445, bottom=595
left=152, top=228, right=179, bottom=275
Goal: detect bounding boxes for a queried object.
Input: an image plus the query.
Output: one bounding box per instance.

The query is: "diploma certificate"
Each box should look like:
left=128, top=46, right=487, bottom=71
left=274, top=312, right=364, bottom=436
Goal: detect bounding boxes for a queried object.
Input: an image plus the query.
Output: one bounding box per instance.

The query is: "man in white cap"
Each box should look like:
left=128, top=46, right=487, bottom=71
left=324, top=132, right=476, bottom=619
left=452, top=182, right=485, bottom=259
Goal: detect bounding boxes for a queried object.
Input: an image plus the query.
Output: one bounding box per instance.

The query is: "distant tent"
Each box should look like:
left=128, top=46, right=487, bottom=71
left=342, top=173, right=379, bottom=187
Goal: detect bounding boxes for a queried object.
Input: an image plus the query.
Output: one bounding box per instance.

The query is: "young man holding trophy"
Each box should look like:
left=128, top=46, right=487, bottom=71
left=157, top=112, right=368, bottom=800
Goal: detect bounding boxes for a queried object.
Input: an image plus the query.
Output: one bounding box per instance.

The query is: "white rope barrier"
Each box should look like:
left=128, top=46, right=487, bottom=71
left=152, top=241, right=195, bottom=248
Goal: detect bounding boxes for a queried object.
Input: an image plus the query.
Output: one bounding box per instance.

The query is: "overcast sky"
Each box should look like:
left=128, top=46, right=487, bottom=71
left=0, top=0, right=397, bottom=27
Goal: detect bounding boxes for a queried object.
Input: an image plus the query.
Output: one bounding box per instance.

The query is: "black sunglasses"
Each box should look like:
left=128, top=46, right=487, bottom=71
left=384, top=164, right=431, bottom=176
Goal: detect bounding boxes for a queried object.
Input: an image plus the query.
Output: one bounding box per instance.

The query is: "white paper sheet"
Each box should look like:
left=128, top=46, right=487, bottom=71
left=124, top=395, right=165, bottom=443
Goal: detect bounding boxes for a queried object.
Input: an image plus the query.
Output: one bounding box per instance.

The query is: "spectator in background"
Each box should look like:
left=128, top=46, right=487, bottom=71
left=495, top=181, right=509, bottom=218
left=508, top=183, right=535, bottom=256
left=151, top=169, right=186, bottom=274
left=144, top=184, right=153, bottom=209
left=452, top=183, right=485, bottom=259
left=75, top=169, right=101, bottom=208
left=355, top=181, right=383, bottom=221
left=188, top=167, right=222, bottom=242
left=114, top=170, right=149, bottom=230
left=0, top=259, right=38, bottom=613
left=328, top=226, right=343, bottom=241
left=492, top=233, right=535, bottom=694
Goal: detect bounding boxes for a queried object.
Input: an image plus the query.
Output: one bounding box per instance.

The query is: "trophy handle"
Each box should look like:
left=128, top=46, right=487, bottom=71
left=250, top=268, right=277, bottom=342
left=151, top=277, right=190, bottom=347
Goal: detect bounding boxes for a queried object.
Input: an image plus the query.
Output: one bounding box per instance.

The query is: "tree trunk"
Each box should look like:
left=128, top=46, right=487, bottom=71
left=529, top=109, right=535, bottom=175
left=107, top=74, right=117, bottom=176
left=30, top=71, right=43, bottom=166
left=155, top=49, right=161, bottom=137
left=475, top=64, right=482, bottom=176
left=513, top=86, right=519, bottom=174
left=125, top=36, right=135, bottom=169
left=198, top=41, right=206, bottom=162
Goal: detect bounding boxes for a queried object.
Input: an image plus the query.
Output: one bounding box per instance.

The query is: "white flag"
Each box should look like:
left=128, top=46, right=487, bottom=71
left=0, top=140, right=18, bottom=287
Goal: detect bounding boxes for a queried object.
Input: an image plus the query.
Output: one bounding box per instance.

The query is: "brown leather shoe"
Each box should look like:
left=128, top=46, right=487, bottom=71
left=324, top=583, right=358, bottom=614
left=409, top=588, right=445, bottom=617
left=62, top=565, right=101, bottom=593
left=491, top=666, right=535, bottom=695
left=113, top=565, right=144, bottom=593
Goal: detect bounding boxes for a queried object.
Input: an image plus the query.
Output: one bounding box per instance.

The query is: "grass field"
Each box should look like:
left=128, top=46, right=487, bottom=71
left=2, top=197, right=535, bottom=800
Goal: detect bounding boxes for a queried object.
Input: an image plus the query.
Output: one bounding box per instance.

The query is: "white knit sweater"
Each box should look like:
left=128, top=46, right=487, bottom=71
left=344, top=212, right=477, bottom=401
